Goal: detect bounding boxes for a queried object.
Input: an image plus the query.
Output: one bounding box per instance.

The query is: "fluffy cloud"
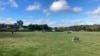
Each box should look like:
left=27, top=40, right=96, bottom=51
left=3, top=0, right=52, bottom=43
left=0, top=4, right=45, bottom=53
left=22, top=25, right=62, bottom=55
left=72, top=7, right=82, bottom=13
left=34, top=19, right=52, bottom=25
left=26, top=3, right=41, bottom=11
left=87, top=7, right=100, bottom=15
left=23, top=19, right=85, bottom=27
left=48, top=19, right=100, bottom=27
left=23, top=19, right=53, bottom=26
left=87, top=7, right=100, bottom=19
left=0, top=17, right=16, bottom=24
left=50, top=0, right=69, bottom=12
left=1, top=17, right=100, bottom=27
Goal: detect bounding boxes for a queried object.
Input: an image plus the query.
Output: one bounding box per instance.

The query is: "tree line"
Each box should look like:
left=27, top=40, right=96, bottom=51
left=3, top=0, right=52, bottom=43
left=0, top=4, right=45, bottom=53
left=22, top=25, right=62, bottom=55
left=67, top=25, right=100, bottom=31
left=28, top=24, right=52, bottom=31
left=0, top=20, right=100, bottom=32
left=0, top=20, right=52, bottom=32
left=52, top=24, right=100, bottom=32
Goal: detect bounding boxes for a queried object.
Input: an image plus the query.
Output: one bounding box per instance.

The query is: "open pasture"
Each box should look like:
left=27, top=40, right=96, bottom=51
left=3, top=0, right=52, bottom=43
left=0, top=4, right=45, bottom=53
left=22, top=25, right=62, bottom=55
left=0, top=32, right=100, bottom=56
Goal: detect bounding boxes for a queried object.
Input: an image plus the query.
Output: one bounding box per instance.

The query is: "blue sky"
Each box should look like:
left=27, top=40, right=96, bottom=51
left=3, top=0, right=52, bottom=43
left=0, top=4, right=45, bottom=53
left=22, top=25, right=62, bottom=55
left=0, top=0, right=100, bottom=27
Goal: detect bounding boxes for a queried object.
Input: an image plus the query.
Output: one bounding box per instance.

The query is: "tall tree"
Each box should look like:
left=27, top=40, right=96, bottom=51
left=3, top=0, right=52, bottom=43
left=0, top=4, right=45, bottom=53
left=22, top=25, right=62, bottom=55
left=17, top=20, right=23, bottom=27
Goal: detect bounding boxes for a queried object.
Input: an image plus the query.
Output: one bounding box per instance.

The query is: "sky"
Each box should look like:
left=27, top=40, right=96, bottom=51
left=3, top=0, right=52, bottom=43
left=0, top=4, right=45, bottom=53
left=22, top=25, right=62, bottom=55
left=0, top=0, right=100, bottom=27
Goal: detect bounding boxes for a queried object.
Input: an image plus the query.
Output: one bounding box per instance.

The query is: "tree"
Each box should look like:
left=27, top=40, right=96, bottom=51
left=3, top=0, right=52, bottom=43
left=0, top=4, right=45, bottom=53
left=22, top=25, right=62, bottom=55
left=42, top=24, right=52, bottom=31
left=17, top=20, right=23, bottom=27
left=28, top=24, right=52, bottom=31
left=28, top=24, right=36, bottom=31
left=35, top=24, right=42, bottom=31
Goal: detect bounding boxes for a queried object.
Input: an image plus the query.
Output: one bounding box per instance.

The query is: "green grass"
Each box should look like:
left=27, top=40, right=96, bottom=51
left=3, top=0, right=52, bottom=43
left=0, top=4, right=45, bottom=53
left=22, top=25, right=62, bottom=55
left=0, top=32, right=100, bottom=56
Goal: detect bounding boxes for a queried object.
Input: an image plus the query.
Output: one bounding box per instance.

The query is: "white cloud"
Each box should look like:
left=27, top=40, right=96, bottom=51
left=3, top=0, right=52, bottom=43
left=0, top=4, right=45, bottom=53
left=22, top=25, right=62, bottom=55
left=0, top=17, right=16, bottom=24
left=69, top=19, right=86, bottom=26
left=26, top=3, right=41, bottom=11
left=50, top=22, right=67, bottom=27
left=69, top=18, right=100, bottom=26
left=48, top=20, right=84, bottom=27
left=87, top=7, right=100, bottom=19
left=49, top=19, right=100, bottom=27
left=22, top=18, right=88, bottom=27
left=87, top=7, right=100, bottom=15
left=34, top=19, right=51, bottom=24
left=72, top=7, right=82, bottom=13
left=50, top=0, right=69, bottom=12
left=8, top=0, right=18, bottom=8
left=26, top=19, right=83, bottom=27
left=23, top=19, right=54, bottom=26
left=1, top=17, right=100, bottom=27
left=23, top=20, right=32, bottom=25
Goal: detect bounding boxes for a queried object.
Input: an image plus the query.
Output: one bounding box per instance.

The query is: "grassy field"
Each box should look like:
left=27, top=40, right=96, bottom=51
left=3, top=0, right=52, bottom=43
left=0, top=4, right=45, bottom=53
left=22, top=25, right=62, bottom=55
left=0, top=32, right=100, bottom=56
